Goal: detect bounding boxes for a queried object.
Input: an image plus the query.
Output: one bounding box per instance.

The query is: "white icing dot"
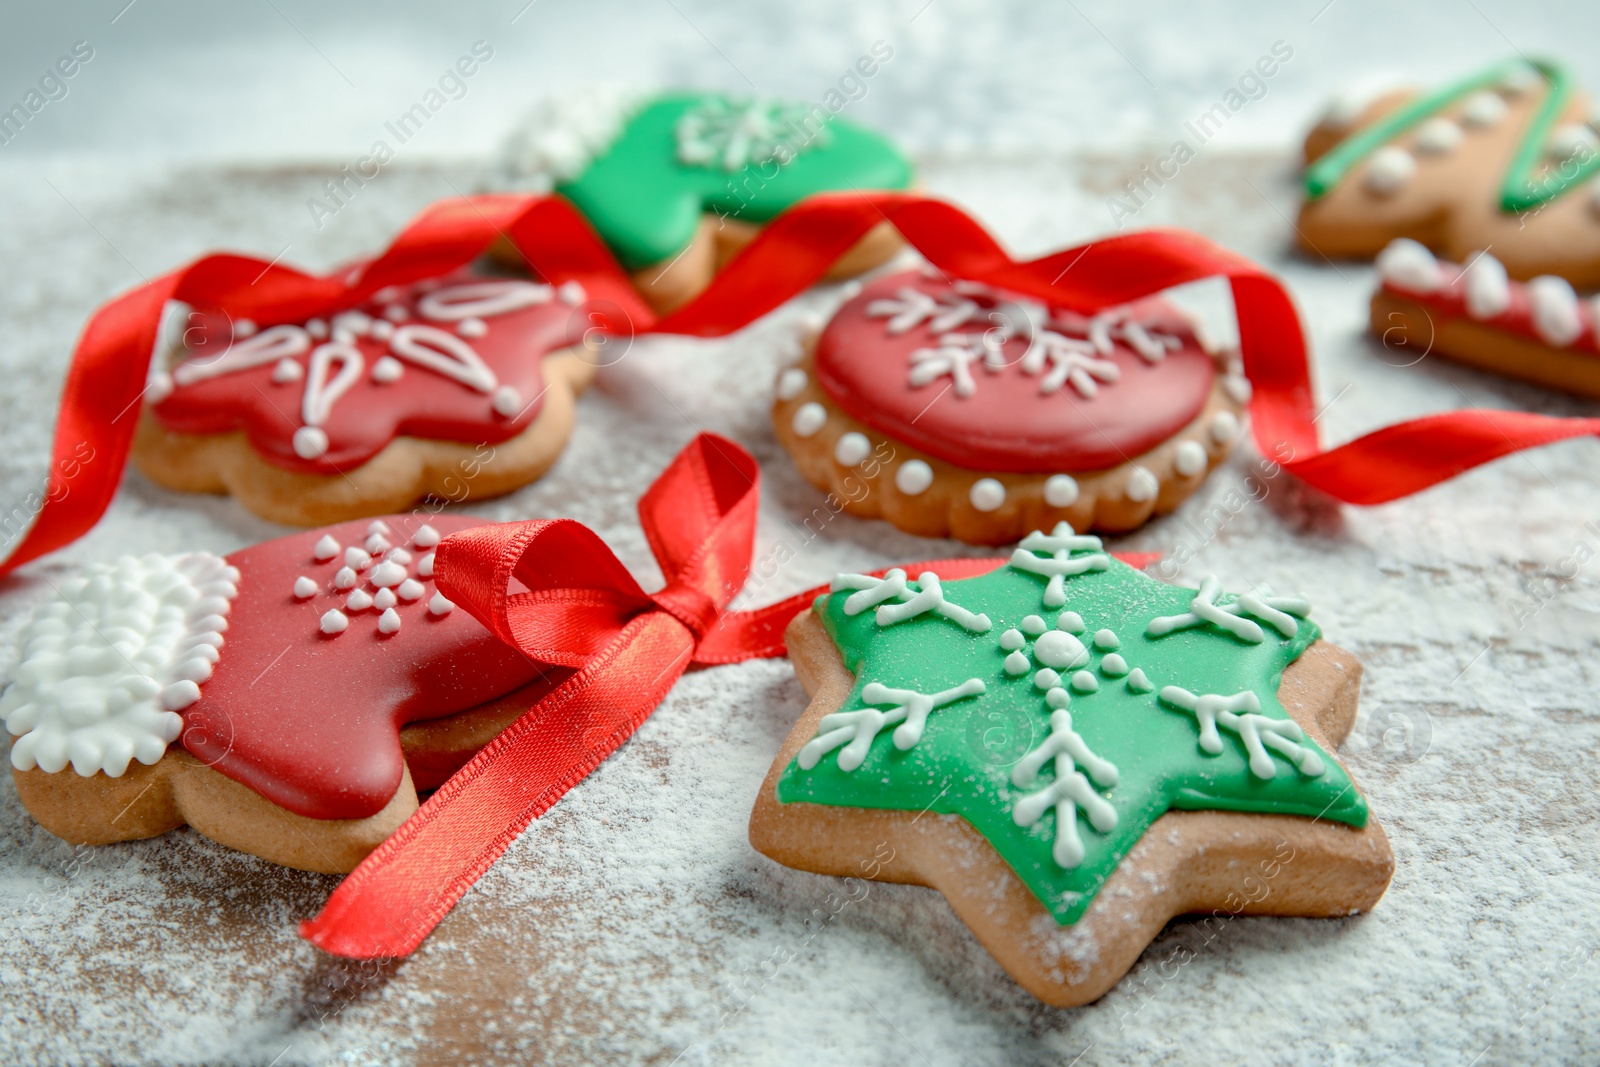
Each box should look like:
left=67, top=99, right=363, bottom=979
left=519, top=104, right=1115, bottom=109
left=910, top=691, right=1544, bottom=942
left=776, top=367, right=808, bottom=400
left=1046, top=687, right=1072, bottom=710
left=272, top=358, right=303, bottom=384
left=383, top=303, right=408, bottom=323
left=369, top=319, right=395, bottom=341
left=1100, top=653, right=1130, bottom=677
left=1004, top=650, right=1031, bottom=676
left=1364, top=145, right=1416, bottom=195
left=374, top=286, right=403, bottom=303
left=1126, top=466, right=1159, bottom=502
left=834, top=432, right=871, bottom=467
left=174, top=658, right=213, bottom=684
left=397, top=578, right=425, bottom=601
left=1021, top=614, right=1047, bottom=635
left=1057, top=611, right=1085, bottom=633
left=413, top=524, right=441, bottom=548
left=1070, top=670, right=1099, bottom=694
left=1209, top=411, right=1240, bottom=445
left=234, top=319, right=258, bottom=338
left=365, top=533, right=391, bottom=555
left=492, top=385, right=524, bottom=417
left=306, top=318, right=329, bottom=339
left=346, top=588, right=373, bottom=612
left=161, top=681, right=202, bottom=711
left=558, top=280, right=587, bottom=305
left=345, top=547, right=372, bottom=569
left=1376, top=238, right=1443, bottom=293
left=320, top=609, right=349, bottom=635
left=292, top=426, right=329, bottom=459
left=333, top=566, right=358, bottom=590
left=1034, top=630, right=1089, bottom=670
left=378, top=607, right=402, bottom=634
left=1414, top=116, right=1462, bottom=154
left=369, top=560, right=407, bottom=588
left=970, top=478, right=1006, bottom=512
left=332, top=326, right=357, bottom=345
left=386, top=547, right=413, bottom=566
left=1034, top=668, right=1061, bottom=691
left=456, top=317, right=489, bottom=338
left=1500, top=63, right=1542, bottom=97
left=792, top=402, right=827, bottom=437
left=999, top=628, right=1025, bottom=651
left=371, top=355, right=404, bottom=383
left=292, top=576, right=317, bottom=599
left=1464, top=252, right=1511, bottom=320
left=1094, top=628, right=1119, bottom=651
left=374, top=588, right=398, bottom=610
left=428, top=594, right=454, bottom=617
left=1174, top=440, right=1208, bottom=477
left=1223, top=375, right=1252, bottom=404
left=1550, top=124, right=1599, bottom=160
left=1461, top=89, right=1507, bottom=128
left=895, top=460, right=934, bottom=495
left=1529, top=276, right=1583, bottom=346
left=1043, top=474, right=1079, bottom=508
left=418, top=552, right=435, bottom=578
left=1127, top=668, right=1155, bottom=693
left=313, top=535, right=341, bottom=561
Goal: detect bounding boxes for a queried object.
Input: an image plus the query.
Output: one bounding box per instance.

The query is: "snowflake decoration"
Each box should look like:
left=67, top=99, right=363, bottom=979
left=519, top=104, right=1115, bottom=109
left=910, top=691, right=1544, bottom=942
left=1158, top=686, right=1326, bottom=779
left=674, top=96, right=830, bottom=171
left=869, top=281, right=1186, bottom=401
left=1146, top=576, right=1312, bottom=644
left=797, top=678, right=986, bottom=772
left=831, top=568, right=992, bottom=633
left=1007, top=523, right=1111, bottom=608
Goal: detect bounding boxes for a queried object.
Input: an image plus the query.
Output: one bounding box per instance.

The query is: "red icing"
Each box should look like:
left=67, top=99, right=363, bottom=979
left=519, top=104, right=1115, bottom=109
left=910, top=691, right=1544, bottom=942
left=150, top=271, right=591, bottom=475
left=813, top=270, right=1218, bottom=472
left=1381, top=263, right=1600, bottom=355
left=182, top=515, right=549, bottom=820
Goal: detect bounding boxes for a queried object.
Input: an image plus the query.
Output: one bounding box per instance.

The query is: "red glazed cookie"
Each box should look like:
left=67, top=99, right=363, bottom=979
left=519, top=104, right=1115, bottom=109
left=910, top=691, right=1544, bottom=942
left=134, top=271, right=601, bottom=526
left=3, top=515, right=562, bottom=873
left=771, top=269, right=1249, bottom=543
left=1372, top=238, right=1600, bottom=397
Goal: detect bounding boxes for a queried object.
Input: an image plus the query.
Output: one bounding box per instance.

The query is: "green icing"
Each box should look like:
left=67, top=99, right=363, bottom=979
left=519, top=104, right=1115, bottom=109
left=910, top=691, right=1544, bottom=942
left=555, top=92, right=913, bottom=270
left=1304, top=57, right=1600, bottom=213
left=774, top=544, right=1367, bottom=926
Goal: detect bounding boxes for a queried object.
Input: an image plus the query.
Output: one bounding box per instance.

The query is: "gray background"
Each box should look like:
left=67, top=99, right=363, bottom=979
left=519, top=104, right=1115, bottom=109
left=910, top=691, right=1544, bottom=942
left=1, top=2, right=1598, bottom=1064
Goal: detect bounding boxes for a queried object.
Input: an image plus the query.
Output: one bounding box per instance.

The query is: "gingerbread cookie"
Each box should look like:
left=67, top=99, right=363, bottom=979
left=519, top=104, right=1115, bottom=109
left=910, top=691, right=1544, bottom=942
left=1300, top=57, right=1600, bottom=286
left=134, top=271, right=600, bottom=527
left=771, top=269, right=1249, bottom=543
left=3, top=515, right=565, bottom=873
left=750, top=526, right=1392, bottom=1006
left=495, top=89, right=913, bottom=312
left=1372, top=238, right=1600, bottom=397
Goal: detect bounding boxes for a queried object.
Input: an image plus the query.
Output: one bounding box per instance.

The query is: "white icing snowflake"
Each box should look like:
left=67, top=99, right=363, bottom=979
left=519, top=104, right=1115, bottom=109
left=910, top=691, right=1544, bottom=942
left=831, top=569, right=992, bottom=633
left=866, top=287, right=986, bottom=334
left=797, top=678, right=987, bottom=772
left=1007, top=523, right=1111, bottom=608
left=674, top=96, right=830, bottom=171
left=1011, top=703, right=1120, bottom=867
left=1158, top=686, right=1326, bottom=779
left=1145, top=576, right=1312, bottom=644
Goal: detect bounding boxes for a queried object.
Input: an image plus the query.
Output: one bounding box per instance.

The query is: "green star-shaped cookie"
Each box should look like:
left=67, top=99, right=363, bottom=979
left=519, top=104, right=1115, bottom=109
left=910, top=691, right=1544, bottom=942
left=775, top=526, right=1367, bottom=925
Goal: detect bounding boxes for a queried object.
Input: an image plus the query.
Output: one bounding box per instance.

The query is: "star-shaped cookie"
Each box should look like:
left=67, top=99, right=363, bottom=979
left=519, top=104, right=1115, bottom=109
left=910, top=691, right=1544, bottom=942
left=750, top=527, right=1393, bottom=1005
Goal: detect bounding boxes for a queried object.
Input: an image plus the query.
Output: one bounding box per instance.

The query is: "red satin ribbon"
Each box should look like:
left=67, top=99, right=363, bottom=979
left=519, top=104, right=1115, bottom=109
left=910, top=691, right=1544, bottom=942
left=301, top=432, right=1124, bottom=957
left=11, top=191, right=1600, bottom=579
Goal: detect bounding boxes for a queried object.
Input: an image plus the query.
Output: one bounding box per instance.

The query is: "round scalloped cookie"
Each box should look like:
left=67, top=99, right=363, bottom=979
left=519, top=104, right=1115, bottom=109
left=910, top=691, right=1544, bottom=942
left=770, top=269, right=1249, bottom=543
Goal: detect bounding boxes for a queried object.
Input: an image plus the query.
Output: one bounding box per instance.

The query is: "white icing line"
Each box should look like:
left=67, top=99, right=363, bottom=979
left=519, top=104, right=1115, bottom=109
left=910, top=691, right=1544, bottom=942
left=172, top=324, right=310, bottom=387
left=831, top=569, right=992, bottom=633
left=417, top=281, right=553, bottom=322
left=1159, top=686, right=1325, bottom=779
left=1010, top=707, right=1119, bottom=868
left=1146, top=576, right=1311, bottom=644
left=797, top=678, right=986, bottom=772
left=1008, top=522, right=1110, bottom=608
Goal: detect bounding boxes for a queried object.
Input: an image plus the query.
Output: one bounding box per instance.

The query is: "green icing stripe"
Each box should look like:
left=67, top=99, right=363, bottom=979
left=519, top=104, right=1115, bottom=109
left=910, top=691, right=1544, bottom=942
left=556, top=92, right=913, bottom=270
left=1303, top=57, right=1600, bottom=213
left=775, top=555, right=1366, bottom=927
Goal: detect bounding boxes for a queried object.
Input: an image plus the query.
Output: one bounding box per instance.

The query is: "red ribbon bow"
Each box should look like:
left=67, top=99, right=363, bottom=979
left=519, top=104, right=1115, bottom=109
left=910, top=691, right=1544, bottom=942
left=300, top=433, right=1043, bottom=957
